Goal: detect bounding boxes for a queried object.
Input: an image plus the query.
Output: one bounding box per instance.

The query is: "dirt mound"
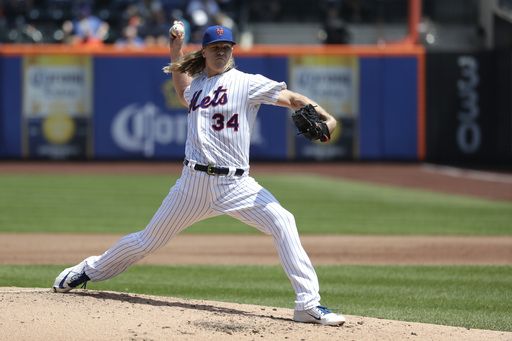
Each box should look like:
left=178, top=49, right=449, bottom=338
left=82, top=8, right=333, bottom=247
left=1, top=287, right=510, bottom=341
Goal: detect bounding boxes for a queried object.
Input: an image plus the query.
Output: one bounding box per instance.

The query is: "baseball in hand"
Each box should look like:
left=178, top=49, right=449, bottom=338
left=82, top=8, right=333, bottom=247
left=169, top=21, right=185, bottom=38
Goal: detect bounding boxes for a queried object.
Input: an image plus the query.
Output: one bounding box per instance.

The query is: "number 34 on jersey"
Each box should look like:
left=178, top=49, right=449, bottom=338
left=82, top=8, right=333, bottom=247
left=188, top=85, right=239, bottom=133
left=211, top=113, right=239, bottom=132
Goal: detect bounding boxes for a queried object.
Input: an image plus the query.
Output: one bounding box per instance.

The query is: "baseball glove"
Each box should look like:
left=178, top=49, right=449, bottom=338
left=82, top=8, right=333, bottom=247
left=292, top=104, right=330, bottom=142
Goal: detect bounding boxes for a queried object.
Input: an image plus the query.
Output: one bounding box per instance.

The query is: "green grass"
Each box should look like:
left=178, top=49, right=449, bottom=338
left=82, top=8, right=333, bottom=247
left=0, top=173, right=511, bottom=235
left=1, top=264, right=511, bottom=332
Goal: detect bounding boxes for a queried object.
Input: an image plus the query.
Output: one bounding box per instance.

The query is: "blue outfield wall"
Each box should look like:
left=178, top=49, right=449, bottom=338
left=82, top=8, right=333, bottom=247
left=0, top=53, right=420, bottom=160
left=0, top=57, right=22, bottom=158
left=359, top=57, right=418, bottom=159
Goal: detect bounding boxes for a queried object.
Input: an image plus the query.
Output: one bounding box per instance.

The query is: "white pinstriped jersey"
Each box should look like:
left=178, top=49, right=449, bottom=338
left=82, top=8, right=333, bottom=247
left=183, top=68, right=286, bottom=169
left=63, top=68, right=323, bottom=312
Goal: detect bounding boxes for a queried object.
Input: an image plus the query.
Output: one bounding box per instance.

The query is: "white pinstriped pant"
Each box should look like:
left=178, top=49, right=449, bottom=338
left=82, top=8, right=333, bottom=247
left=82, top=166, right=321, bottom=310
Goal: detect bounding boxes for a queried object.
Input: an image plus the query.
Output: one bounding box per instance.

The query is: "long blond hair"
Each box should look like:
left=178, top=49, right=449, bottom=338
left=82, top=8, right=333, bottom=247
left=162, top=49, right=235, bottom=77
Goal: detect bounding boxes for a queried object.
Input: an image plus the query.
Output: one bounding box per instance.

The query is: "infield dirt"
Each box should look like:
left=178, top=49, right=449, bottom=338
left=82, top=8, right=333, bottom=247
left=1, top=287, right=511, bottom=341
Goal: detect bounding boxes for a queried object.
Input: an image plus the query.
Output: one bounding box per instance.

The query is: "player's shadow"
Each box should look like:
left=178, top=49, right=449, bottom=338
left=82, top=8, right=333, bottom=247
left=72, top=290, right=290, bottom=322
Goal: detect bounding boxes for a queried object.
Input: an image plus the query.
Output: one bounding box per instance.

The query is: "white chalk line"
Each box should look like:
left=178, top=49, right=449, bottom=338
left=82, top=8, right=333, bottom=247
left=422, top=164, right=512, bottom=184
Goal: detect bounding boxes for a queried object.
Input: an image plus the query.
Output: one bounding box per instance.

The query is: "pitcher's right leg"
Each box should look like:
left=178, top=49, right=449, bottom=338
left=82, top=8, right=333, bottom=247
left=53, top=169, right=216, bottom=292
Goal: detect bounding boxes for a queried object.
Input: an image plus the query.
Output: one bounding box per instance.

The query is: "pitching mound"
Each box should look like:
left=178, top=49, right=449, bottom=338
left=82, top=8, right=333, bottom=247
left=1, top=287, right=510, bottom=341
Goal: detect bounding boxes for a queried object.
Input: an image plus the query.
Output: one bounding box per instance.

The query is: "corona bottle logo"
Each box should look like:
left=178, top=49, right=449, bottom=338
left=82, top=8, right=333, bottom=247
left=43, top=112, right=75, bottom=144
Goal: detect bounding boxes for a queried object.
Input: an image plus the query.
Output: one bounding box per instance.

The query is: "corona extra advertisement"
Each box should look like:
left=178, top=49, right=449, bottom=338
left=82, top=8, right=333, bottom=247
left=289, top=55, right=359, bottom=160
left=22, top=55, right=92, bottom=159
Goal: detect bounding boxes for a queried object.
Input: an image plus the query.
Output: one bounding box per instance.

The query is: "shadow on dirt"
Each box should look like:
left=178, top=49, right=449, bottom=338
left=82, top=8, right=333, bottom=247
left=72, top=290, right=291, bottom=323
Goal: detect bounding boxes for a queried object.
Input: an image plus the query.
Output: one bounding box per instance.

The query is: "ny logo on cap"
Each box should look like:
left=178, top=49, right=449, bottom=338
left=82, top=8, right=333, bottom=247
left=216, top=27, right=224, bottom=36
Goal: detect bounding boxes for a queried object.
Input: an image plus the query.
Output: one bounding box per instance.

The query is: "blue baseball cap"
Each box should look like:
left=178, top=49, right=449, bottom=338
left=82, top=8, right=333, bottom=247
left=202, top=25, right=236, bottom=47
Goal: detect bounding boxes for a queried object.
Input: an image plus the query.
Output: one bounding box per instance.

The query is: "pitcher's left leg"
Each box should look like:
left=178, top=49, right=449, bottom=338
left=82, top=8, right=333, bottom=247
left=256, top=201, right=321, bottom=310
left=218, top=178, right=320, bottom=310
